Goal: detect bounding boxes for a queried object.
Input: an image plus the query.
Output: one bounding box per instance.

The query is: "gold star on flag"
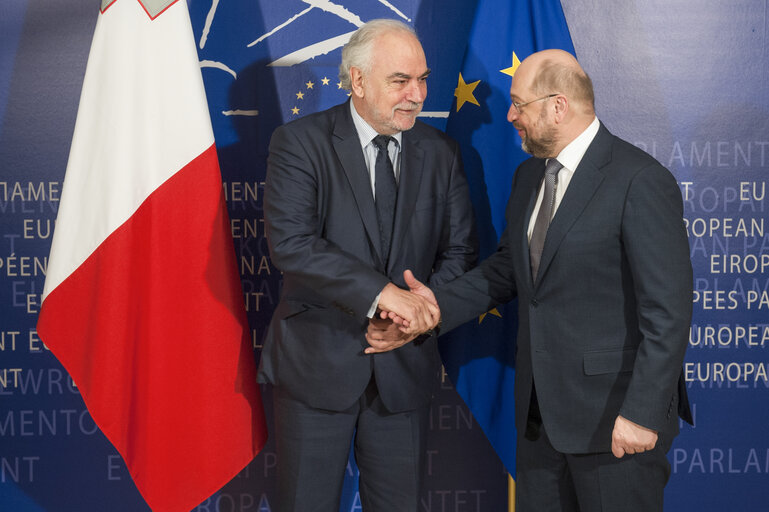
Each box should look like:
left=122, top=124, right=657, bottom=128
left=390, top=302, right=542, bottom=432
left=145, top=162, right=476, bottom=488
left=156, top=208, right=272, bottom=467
left=479, top=308, right=502, bottom=323
left=291, top=106, right=300, bottom=115
left=337, top=81, right=343, bottom=89
left=306, top=80, right=314, bottom=89
left=454, top=72, right=480, bottom=112
left=322, top=77, right=330, bottom=85
left=296, top=91, right=304, bottom=99
left=501, top=51, right=522, bottom=77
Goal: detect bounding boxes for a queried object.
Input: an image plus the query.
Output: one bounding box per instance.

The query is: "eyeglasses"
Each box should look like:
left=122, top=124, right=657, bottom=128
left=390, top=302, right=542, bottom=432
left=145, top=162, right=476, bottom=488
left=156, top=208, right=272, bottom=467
left=511, top=93, right=559, bottom=114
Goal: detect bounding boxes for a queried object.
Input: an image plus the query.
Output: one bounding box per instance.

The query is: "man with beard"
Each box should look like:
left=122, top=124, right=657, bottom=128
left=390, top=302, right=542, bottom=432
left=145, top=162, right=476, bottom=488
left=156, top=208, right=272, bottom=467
left=368, top=49, right=693, bottom=511
left=259, top=19, right=477, bottom=512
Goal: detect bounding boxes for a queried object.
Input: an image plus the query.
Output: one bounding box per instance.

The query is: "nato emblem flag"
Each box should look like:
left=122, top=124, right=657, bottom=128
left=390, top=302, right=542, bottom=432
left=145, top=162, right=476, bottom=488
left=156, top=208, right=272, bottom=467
left=440, top=0, right=575, bottom=480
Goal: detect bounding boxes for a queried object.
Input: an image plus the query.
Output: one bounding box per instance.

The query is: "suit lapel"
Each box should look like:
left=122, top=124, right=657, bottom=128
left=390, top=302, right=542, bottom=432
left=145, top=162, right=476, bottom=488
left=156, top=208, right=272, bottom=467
left=388, top=129, right=424, bottom=272
left=332, top=103, right=384, bottom=263
left=535, top=124, right=612, bottom=286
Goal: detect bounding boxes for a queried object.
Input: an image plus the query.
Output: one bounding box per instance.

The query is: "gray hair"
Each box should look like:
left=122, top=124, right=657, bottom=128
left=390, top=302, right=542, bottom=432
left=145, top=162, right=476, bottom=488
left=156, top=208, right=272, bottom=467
left=338, top=19, right=418, bottom=91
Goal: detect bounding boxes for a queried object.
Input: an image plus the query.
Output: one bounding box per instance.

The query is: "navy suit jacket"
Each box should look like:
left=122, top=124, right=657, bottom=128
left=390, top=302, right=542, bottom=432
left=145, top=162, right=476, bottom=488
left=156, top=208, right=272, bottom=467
left=436, top=123, right=692, bottom=453
left=259, top=101, right=478, bottom=413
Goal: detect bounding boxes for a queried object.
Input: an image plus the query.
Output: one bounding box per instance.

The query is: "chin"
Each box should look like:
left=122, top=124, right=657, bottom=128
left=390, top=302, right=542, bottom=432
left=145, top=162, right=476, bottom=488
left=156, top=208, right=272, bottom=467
left=395, top=117, right=418, bottom=131
left=396, top=109, right=420, bottom=126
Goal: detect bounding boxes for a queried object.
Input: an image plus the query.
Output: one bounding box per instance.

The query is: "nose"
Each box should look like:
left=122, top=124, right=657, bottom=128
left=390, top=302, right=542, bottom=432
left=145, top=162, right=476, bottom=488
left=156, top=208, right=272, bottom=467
left=507, top=104, right=518, bottom=123
left=406, top=80, right=426, bottom=104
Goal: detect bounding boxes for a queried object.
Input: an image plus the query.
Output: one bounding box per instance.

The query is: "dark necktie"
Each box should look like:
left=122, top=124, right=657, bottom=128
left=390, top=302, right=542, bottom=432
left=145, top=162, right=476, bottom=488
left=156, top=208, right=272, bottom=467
left=372, top=135, right=397, bottom=263
left=529, top=158, right=562, bottom=281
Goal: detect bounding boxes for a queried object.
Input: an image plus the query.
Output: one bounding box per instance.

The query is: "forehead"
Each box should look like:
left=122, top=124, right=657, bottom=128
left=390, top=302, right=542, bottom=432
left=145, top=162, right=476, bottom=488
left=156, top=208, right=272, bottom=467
left=370, top=31, right=426, bottom=74
left=509, top=63, right=535, bottom=99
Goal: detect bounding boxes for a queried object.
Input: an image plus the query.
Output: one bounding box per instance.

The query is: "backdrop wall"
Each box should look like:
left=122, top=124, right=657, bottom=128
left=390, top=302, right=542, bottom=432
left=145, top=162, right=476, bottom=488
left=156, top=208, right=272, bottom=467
left=1, top=1, right=767, bottom=511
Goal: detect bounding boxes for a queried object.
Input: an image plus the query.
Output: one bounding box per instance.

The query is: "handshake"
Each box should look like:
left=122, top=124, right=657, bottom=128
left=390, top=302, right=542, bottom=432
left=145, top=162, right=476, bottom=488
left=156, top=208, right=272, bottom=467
left=364, top=270, right=440, bottom=354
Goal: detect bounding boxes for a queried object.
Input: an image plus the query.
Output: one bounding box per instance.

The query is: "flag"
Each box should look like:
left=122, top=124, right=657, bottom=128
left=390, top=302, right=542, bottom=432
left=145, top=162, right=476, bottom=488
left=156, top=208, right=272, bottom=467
left=440, top=0, right=575, bottom=488
left=36, top=1, right=267, bottom=510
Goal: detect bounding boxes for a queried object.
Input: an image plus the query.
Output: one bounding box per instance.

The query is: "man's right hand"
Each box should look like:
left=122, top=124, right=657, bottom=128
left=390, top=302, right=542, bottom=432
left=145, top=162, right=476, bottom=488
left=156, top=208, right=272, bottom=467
left=377, top=270, right=439, bottom=333
left=379, top=270, right=441, bottom=335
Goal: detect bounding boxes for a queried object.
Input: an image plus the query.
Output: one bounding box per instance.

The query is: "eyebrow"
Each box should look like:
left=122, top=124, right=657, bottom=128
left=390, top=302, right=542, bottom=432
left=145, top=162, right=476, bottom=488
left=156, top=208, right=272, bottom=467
left=388, top=69, right=432, bottom=80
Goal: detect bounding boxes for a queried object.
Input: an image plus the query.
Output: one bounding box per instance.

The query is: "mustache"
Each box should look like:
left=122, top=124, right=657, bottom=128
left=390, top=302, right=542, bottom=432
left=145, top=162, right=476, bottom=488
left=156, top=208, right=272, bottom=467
left=393, top=102, right=422, bottom=111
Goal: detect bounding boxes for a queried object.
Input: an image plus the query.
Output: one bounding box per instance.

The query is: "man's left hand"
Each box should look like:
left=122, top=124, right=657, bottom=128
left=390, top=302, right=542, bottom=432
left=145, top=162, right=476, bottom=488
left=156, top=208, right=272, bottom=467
left=364, top=315, right=416, bottom=354
left=611, top=415, right=658, bottom=458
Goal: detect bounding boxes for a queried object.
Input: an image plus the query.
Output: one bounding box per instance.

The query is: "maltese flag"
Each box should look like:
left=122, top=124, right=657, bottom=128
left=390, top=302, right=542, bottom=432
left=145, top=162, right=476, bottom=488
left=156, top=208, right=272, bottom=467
left=36, top=1, right=267, bottom=510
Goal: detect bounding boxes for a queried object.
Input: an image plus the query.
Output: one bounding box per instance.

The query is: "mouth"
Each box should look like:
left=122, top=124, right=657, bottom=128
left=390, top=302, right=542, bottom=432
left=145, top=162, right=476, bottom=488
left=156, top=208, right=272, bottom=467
left=394, top=103, right=422, bottom=116
left=395, top=109, right=419, bottom=118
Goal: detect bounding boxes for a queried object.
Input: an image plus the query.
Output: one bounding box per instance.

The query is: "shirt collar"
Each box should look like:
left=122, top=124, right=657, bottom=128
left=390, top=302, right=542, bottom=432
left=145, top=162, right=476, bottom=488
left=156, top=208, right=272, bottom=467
left=350, top=100, right=402, bottom=149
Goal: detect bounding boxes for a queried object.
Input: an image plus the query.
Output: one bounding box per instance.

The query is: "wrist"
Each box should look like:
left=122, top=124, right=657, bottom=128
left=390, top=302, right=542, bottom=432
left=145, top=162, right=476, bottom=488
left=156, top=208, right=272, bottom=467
left=414, top=319, right=441, bottom=346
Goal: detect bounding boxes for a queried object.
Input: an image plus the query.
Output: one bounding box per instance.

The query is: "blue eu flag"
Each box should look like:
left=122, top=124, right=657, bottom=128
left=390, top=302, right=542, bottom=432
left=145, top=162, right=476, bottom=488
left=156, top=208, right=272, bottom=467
left=440, top=0, right=575, bottom=480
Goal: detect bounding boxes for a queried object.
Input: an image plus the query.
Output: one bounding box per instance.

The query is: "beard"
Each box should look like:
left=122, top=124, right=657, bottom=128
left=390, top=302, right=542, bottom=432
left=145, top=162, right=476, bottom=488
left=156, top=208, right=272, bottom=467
left=380, top=101, right=422, bottom=133
left=520, top=109, right=558, bottom=159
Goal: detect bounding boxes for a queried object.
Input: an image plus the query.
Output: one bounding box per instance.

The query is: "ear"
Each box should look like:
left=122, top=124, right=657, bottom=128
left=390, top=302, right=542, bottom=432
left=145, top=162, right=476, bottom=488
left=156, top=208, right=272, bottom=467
left=553, top=94, right=568, bottom=122
left=350, top=66, right=365, bottom=98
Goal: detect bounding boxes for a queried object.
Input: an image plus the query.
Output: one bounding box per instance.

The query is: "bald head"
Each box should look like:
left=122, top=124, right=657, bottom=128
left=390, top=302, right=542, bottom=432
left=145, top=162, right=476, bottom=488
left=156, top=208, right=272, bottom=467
left=506, top=49, right=596, bottom=157
left=516, top=49, right=595, bottom=117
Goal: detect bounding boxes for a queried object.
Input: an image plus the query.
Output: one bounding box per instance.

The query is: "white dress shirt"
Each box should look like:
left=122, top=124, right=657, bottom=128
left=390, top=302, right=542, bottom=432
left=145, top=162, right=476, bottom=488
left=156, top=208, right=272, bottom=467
left=350, top=101, right=402, bottom=195
left=349, top=101, right=403, bottom=317
left=527, top=117, right=600, bottom=241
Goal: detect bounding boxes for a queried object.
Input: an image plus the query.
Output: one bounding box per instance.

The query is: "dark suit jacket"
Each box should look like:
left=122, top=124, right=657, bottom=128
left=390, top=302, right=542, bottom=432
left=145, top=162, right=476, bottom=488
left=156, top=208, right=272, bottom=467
left=436, top=123, right=692, bottom=453
left=259, top=101, right=478, bottom=413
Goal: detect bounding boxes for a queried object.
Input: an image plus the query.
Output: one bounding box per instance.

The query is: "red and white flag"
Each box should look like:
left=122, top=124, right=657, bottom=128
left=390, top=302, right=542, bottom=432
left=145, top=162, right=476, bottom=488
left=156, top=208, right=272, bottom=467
left=36, top=1, right=267, bottom=510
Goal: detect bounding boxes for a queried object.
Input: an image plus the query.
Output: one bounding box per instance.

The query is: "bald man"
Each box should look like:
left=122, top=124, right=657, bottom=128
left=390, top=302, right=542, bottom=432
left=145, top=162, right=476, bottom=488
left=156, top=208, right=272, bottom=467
left=369, top=49, right=693, bottom=511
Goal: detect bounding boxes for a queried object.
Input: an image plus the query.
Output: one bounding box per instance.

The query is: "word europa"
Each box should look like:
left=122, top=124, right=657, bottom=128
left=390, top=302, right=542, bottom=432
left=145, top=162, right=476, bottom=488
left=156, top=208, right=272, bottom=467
left=684, top=362, right=769, bottom=384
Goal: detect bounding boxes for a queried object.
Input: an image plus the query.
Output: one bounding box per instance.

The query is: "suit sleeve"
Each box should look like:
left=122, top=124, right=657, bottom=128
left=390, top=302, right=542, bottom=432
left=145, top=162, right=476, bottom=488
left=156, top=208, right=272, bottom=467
left=264, top=124, right=390, bottom=318
left=426, top=140, right=479, bottom=287
left=434, top=171, right=520, bottom=333
left=618, top=163, right=692, bottom=431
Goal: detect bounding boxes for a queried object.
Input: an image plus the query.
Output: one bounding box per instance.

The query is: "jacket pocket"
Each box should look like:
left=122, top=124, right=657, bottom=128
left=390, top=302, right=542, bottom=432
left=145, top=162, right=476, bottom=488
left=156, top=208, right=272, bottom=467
left=583, top=348, right=636, bottom=375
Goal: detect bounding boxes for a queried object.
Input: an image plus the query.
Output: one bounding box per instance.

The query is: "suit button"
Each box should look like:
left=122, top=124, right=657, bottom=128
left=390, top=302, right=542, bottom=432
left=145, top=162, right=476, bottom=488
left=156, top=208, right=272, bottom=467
left=530, top=299, right=538, bottom=307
